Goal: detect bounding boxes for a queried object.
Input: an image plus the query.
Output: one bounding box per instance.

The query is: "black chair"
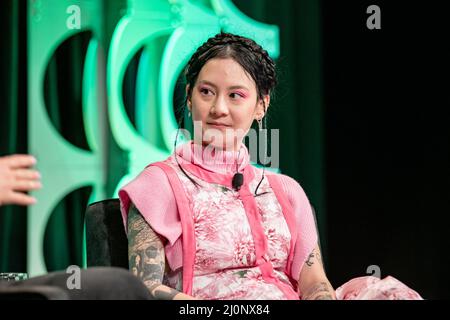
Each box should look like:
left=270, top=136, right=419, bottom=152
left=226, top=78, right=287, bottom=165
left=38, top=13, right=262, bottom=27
left=85, top=199, right=128, bottom=269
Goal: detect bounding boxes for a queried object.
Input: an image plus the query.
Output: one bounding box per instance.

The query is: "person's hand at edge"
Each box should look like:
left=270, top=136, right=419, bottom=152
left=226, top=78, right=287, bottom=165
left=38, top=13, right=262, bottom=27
left=0, top=154, right=41, bottom=206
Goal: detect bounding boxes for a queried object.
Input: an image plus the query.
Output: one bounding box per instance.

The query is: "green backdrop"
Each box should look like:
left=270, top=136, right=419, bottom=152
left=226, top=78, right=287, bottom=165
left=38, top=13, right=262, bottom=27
left=0, top=0, right=324, bottom=276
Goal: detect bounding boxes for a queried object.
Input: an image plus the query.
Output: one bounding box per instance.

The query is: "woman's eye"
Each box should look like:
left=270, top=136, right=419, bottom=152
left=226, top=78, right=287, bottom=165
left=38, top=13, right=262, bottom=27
left=200, top=88, right=213, bottom=95
left=230, top=92, right=243, bottom=99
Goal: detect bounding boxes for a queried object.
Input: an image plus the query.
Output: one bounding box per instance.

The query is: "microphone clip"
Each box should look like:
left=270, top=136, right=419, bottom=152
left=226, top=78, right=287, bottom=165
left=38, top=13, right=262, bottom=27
left=232, top=172, right=244, bottom=191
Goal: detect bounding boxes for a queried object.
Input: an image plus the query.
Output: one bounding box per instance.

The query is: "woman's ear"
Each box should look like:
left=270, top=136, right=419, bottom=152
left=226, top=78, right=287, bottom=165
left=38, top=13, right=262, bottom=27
left=186, top=84, right=191, bottom=111
left=256, top=95, right=270, bottom=120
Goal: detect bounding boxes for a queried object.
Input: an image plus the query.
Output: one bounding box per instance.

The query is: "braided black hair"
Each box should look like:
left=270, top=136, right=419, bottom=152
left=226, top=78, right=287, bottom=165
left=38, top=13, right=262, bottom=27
left=185, top=32, right=277, bottom=100
left=176, top=32, right=277, bottom=196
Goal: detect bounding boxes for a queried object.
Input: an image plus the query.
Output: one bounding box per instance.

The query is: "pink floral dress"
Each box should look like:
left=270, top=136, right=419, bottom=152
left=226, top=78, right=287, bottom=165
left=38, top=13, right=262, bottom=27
left=120, top=141, right=423, bottom=300
left=164, top=157, right=297, bottom=300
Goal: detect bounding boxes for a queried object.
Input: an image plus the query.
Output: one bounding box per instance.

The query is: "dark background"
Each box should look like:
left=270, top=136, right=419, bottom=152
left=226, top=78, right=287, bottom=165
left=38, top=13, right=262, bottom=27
left=321, top=1, right=449, bottom=299
left=236, top=0, right=450, bottom=299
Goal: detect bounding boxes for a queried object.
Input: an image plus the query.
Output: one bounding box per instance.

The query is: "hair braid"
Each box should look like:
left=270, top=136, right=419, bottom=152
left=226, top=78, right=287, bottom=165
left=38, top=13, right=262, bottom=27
left=185, top=32, right=277, bottom=99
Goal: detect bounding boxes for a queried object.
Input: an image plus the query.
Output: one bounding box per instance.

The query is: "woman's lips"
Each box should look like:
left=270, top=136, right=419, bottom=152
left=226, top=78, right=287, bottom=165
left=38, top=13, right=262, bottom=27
left=207, top=123, right=231, bottom=129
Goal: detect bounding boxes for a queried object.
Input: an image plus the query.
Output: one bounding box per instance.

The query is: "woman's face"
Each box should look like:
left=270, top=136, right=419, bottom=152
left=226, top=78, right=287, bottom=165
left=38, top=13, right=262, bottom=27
left=187, top=58, right=269, bottom=151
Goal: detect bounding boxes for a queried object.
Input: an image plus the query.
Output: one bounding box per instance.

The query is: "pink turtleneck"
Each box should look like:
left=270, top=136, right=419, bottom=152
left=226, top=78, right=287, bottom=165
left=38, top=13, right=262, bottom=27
left=119, top=140, right=318, bottom=281
left=175, top=140, right=249, bottom=174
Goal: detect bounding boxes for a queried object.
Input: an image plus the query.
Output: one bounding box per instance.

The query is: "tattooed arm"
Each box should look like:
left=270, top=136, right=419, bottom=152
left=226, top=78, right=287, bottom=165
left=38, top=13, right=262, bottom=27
left=298, top=244, right=336, bottom=300
left=127, top=203, right=196, bottom=300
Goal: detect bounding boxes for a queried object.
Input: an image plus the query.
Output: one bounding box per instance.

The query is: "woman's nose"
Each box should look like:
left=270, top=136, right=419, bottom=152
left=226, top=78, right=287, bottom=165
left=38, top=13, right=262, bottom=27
left=210, top=95, right=229, bottom=117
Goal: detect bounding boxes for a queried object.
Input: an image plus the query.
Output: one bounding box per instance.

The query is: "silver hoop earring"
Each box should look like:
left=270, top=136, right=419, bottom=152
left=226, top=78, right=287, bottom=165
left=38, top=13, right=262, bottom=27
left=257, top=118, right=262, bottom=131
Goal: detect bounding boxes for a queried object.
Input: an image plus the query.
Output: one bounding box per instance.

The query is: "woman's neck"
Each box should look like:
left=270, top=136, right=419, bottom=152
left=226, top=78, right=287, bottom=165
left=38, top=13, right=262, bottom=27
left=176, top=140, right=249, bottom=175
left=199, top=140, right=243, bottom=152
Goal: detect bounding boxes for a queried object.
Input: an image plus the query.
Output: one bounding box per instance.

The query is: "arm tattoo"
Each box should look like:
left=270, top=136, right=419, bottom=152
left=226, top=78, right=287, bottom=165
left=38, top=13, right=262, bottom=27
left=149, top=283, right=180, bottom=300
left=305, top=252, right=315, bottom=267
left=128, top=204, right=181, bottom=299
left=305, top=248, right=323, bottom=267
left=302, top=282, right=334, bottom=300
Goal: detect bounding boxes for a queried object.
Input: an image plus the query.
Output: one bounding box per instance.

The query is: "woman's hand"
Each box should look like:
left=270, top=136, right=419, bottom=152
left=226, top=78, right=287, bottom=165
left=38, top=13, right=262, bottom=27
left=0, top=154, right=41, bottom=206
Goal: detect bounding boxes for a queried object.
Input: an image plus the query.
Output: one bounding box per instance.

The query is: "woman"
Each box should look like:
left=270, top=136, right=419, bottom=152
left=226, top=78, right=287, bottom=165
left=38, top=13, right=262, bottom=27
left=119, top=32, right=422, bottom=300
